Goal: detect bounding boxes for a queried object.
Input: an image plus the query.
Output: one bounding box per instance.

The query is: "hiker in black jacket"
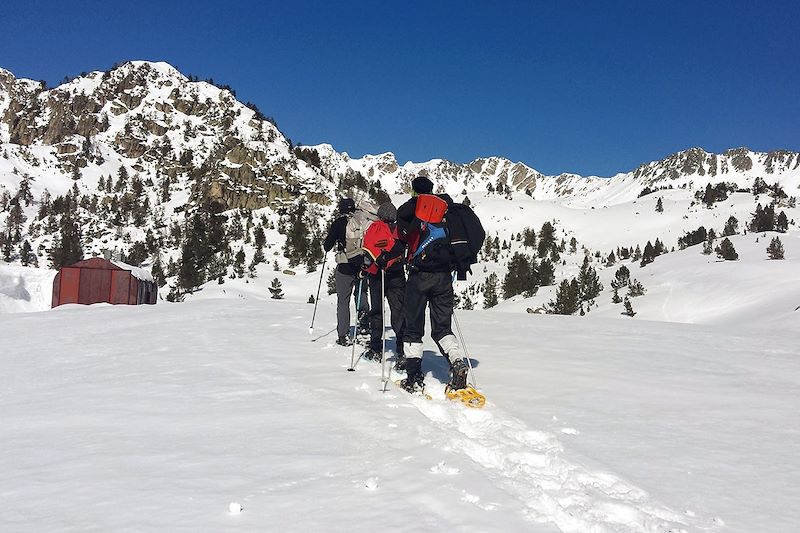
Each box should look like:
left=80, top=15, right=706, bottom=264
left=396, top=176, right=469, bottom=393
left=323, top=198, right=369, bottom=346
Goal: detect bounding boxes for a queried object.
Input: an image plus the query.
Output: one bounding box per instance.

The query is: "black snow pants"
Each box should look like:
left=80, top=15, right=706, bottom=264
left=367, top=269, right=406, bottom=354
left=403, top=270, right=455, bottom=350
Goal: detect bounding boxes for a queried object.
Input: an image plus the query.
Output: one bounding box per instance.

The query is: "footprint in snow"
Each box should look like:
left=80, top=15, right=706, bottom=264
left=460, top=490, right=498, bottom=511
left=429, top=461, right=460, bottom=475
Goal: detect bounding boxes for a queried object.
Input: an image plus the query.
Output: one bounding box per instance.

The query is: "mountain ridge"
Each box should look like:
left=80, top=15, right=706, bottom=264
left=3, top=61, right=799, bottom=207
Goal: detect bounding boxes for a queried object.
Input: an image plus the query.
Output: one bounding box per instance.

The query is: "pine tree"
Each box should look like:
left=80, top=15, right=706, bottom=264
left=151, top=254, right=167, bottom=287
left=611, top=286, right=622, bottom=304
left=722, top=215, right=739, bottom=237
left=632, top=245, right=642, bottom=261
left=611, top=265, right=631, bottom=290
left=627, top=279, right=646, bottom=297
left=715, top=237, right=738, bottom=261
left=752, top=176, right=768, bottom=195
left=522, top=227, right=536, bottom=248
left=254, top=225, right=266, bottom=250
left=50, top=213, right=83, bottom=269
left=702, top=229, right=715, bottom=255
left=622, top=297, right=636, bottom=317
left=233, top=248, right=246, bottom=278
left=578, top=255, right=603, bottom=301
left=640, top=241, right=655, bottom=266
left=537, top=258, right=555, bottom=286
left=655, top=197, right=663, bottom=213
left=269, top=278, right=284, bottom=299
left=776, top=211, right=789, bottom=233
left=1, top=231, right=12, bottom=262
left=327, top=269, right=336, bottom=295
left=282, top=200, right=312, bottom=267
left=503, top=252, right=537, bottom=299
left=537, top=222, right=556, bottom=258
left=547, top=278, right=580, bottom=315
left=483, top=273, right=499, bottom=308
left=20, top=241, right=32, bottom=266
left=766, top=236, right=785, bottom=260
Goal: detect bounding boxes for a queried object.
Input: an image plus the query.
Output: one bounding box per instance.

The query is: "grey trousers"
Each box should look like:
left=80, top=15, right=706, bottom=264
left=335, top=269, right=369, bottom=338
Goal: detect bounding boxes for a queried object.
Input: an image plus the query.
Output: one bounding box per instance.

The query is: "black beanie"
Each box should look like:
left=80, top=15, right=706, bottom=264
left=377, top=202, right=397, bottom=222
left=338, top=198, right=356, bottom=213
left=412, top=176, right=434, bottom=194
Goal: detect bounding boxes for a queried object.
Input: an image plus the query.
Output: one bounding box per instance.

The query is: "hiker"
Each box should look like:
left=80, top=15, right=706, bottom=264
left=396, top=176, right=481, bottom=393
left=360, top=202, right=406, bottom=367
left=323, top=197, right=370, bottom=346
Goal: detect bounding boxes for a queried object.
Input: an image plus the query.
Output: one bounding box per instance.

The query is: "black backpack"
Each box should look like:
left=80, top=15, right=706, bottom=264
left=445, top=203, right=485, bottom=280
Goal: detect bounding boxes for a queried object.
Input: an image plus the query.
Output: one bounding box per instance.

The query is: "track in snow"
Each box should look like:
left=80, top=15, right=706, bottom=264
left=345, top=346, right=723, bottom=533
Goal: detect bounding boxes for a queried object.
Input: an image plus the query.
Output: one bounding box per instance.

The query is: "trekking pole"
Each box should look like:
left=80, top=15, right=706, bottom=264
left=451, top=273, right=477, bottom=389
left=452, top=306, right=477, bottom=389
left=379, top=269, right=388, bottom=392
left=308, top=254, right=327, bottom=335
left=347, top=276, right=364, bottom=372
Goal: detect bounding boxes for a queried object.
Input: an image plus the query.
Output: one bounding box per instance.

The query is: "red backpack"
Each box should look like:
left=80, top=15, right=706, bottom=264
left=361, top=220, right=401, bottom=274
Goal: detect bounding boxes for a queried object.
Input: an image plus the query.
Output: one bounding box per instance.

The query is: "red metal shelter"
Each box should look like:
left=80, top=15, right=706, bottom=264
left=52, top=258, right=157, bottom=307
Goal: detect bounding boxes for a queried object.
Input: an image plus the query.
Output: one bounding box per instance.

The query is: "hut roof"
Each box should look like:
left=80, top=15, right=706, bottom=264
left=65, top=258, right=154, bottom=283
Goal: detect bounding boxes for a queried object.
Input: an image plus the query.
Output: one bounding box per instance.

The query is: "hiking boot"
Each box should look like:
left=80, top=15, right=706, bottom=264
left=400, top=357, right=424, bottom=392
left=448, top=358, right=469, bottom=390
left=336, top=336, right=352, bottom=347
left=362, top=348, right=381, bottom=361
left=394, top=354, right=406, bottom=371
left=400, top=376, right=425, bottom=394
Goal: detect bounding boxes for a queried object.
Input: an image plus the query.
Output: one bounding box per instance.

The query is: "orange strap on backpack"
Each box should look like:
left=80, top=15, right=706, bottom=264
left=414, top=194, right=447, bottom=223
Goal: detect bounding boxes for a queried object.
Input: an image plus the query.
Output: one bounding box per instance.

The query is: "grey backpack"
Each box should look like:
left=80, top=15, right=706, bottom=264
left=335, top=199, right=378, bottom=264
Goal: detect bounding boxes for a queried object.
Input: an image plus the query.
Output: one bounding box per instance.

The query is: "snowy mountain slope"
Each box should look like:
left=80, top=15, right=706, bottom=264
left=499, top=231, right=800, bottom=330
left=2, top=292, right=797, bottom=532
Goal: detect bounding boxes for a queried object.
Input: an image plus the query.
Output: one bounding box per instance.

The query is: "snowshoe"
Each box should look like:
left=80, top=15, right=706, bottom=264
left=444, top=358, right=484, bottom=408
left=445, top=385, right=486, bottom=409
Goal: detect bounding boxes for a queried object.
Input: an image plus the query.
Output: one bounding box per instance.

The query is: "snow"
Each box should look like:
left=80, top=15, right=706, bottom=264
left=0, top=262, right=56, bottom=313
left=2, top=62, right=800, bottom=531
left=1, top=283, right=798, bottom=531
left=111, top=260, right=154, bottom=282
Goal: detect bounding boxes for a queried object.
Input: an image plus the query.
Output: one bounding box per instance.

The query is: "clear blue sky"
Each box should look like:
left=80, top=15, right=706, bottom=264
left=1, top=1, right=798, bottom=177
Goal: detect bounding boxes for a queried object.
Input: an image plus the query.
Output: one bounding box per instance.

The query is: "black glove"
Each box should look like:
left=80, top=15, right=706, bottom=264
left=376, top=251, right=389, bottom=270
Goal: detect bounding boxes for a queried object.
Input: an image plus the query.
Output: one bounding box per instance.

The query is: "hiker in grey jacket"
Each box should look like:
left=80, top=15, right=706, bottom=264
left=323, top=198, right=369, bottom=345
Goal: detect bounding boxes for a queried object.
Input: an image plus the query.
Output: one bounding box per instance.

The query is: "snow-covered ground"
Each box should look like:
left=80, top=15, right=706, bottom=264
left=2, top=283, right=798, bottom=532
left=0, top=261, right=56, bottom=313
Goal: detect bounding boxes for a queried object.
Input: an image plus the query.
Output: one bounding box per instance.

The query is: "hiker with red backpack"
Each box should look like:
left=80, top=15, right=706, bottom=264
left=323, top=198, right=372, bottom=346
left=359, top=202, right=406, bottom=367
left=396, top=176, right=486, bottom=396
